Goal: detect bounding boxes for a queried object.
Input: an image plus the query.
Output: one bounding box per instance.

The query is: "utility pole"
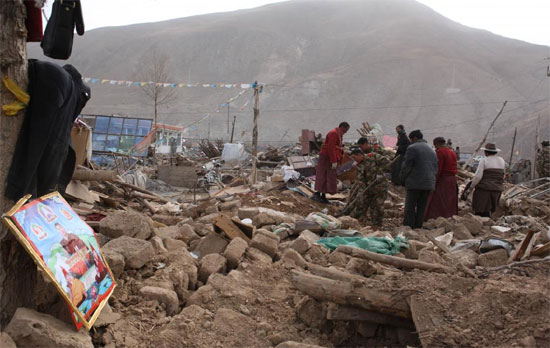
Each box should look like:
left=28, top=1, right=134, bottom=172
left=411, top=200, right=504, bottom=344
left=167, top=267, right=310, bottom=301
left=251, top=82, right=261, bottom=184
left=464, top=101, right=507, bottom=168
left=207, top=114, right=211, bottom=140
left=508, top=127, right=517, bottom=168
left=227, top=102, right=230, bottom=134
left=230, top=116, right=236, bottom=143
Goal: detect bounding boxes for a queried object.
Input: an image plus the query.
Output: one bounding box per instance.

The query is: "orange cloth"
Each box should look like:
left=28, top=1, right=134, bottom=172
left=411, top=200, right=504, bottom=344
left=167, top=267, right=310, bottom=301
left=70, top=278, right=86, bottom=306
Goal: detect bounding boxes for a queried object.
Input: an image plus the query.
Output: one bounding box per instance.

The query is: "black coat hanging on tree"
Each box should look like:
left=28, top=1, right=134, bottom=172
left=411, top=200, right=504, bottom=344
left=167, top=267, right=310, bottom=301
left=41, top=0, right=85, bottom=60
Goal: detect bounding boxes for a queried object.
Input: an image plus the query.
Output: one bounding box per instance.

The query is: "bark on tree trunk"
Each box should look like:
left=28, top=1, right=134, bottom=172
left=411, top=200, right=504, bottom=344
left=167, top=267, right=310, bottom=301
left=0, top=0, right=36, bottom=328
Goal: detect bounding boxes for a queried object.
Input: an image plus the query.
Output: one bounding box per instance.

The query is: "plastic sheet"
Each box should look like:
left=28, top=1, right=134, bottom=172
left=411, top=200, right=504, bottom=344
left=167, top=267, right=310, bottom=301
left=317, top=236, right=409, bottom=255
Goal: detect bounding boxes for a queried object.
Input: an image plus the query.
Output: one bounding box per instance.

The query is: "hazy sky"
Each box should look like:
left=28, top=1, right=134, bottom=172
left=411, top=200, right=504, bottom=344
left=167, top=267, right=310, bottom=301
left=47, top=0, right=549, bottom=46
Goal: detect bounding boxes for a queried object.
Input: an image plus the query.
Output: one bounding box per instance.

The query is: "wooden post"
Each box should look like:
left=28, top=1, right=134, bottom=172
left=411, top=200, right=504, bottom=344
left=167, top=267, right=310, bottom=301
left=230, top=115, right=236, bottom=143
left=251, top=82, right=261, bottom=184
left=227, top=102, right=230, bottom=134
left=533, top=116, right=540, bottom=179
left=508, top=127, right=517, bottom=168
left=464, top=101, right=507, bottom=169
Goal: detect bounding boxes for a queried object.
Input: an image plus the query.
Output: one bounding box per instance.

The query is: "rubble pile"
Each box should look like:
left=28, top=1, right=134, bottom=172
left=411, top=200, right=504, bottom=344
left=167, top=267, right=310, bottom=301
left=3, top=141, right=549, bottom=348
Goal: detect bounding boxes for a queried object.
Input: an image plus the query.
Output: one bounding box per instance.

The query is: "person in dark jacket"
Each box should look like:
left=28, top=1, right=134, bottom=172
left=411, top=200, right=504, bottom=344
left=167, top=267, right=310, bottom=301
left=471, top=143, right=505, bottom=217
left=391, top=124, right=410, bottom=185
left=5, top=60, right=90, bottom=201
left=399, top=130, right=437, bottom=229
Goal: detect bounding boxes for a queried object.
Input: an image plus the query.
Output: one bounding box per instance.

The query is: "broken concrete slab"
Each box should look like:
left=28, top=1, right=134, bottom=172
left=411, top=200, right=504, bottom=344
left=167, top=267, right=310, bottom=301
left=478, top=249, right=508, bottom=267
left=223, top=237, right=248, bottom=269
left=5, top=308, right=93, bottom=348
left=250, top=229, right=280, bottom=257
left=194, top=232, right=229, bottom=259
left=100, top=210, right=153, bottom=240
left=139, top=286, right=180, bottom=316
left=198, top=254, right=227, bottom=283
left=103, top=236, right=154, bottom=269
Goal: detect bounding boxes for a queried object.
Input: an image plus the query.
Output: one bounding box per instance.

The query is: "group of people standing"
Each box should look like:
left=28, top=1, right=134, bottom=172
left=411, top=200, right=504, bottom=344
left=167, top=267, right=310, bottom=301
left=313, top=122, right=508, bottom=229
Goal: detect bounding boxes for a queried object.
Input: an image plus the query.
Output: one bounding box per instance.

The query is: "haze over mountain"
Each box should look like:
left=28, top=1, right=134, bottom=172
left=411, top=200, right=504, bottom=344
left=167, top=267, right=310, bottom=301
left=28, top=0, right=549, bottom=159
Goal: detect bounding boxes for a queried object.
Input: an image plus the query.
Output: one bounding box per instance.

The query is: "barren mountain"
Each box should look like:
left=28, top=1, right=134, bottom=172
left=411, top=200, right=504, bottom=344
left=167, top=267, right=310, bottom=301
left=28, top=0, right=549, bottom=159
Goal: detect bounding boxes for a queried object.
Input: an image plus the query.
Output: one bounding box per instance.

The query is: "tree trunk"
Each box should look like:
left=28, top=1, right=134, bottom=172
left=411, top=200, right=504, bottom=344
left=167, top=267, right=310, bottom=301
left=290, top=270, right=411, bottom=319
left=0, top=0, right=36, bottom=328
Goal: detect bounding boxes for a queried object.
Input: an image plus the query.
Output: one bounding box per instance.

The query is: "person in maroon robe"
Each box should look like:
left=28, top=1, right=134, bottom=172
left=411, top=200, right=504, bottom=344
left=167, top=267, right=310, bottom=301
left=313, top=122, right=350, bottom=203
left=424, top=137, right=458, bottom=220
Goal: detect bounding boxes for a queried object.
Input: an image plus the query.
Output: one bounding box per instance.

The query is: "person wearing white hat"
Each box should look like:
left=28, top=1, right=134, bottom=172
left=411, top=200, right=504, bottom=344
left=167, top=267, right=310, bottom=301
left=471, top=143, right=505, bottom=217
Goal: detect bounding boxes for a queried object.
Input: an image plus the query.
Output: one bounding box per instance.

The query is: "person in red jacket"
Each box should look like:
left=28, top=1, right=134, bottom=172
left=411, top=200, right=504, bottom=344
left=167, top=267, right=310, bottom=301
left=424, top=137, right=458, bottom=220
left=313, top=122, right=350, bottom=203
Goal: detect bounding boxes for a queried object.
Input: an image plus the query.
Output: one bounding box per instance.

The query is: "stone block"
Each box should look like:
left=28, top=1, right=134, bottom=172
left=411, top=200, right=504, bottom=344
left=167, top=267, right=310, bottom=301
left=99, top=211, right=153, bottom=240
left=451, top=223, right=474, bottom=240
left=238, top=207, right=260, bottom=220
left=139, top=286, right=179, bottom=316
left=250, top=230, right=279, bottom=257
left=337, top=216, right=361, bottom=230
left=103, top=236, right=154, bottom=269
left=102, top=249, right=125, bottom=278
left=461, top=214, right=483, bottom=236
left=163, top=238, right=187, bottom=252
left=289, top=230, right=319, bottom=255
left=0, top=332, right=16, bottom=348
left=198, top=254, right=227, bottom=283
left=246, top=247, right=273, bottom=264
left=223, top=237, right=248, bottom=269
left=151, top=236, right=168, bottom=254
left=418, top=249, right=446, bottom=265
left=5, top=308, right=93, bottom=348
left=194, top=233, right=228, bottom=258
left=196, top=213, right=219, bottom=224
left=295, top=296, right=326, bottom=328
left=444, top=249, right=478, bottom=268
left=205, top=205, right=219, bottom=215
left=478, top=249, right=508, bottom=267
left=346, top=258, right=377, bottom=277
left=219, top=199, right=242, bottom=211
left=281, top=248, right=307, bottom=269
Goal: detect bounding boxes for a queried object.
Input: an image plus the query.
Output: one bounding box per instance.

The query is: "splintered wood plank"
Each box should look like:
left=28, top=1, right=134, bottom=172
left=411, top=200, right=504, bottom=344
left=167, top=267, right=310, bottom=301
left=214, top=214, right=251, bottom=243
left=408, top=295, right=446, bottom=348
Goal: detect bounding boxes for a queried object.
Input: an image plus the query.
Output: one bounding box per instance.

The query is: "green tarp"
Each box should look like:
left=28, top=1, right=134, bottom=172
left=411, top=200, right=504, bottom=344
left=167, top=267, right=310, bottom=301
left=316, top=236, right=409, bottom=255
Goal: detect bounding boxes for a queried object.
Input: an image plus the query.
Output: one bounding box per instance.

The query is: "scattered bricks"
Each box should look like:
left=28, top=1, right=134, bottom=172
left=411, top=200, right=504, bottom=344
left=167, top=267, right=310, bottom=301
left=5, top=308, right=93, bottom=348
left=246, top=247, right=273, bottom=264
left=102, top=249, right=125, bottom=278
left=198, top=254, right=227, bottom=283
left=0, top=332, right=16, bottom=348
left=281, top=248, right=307, bottom=269
left=238, top=207, right=260, bottom=220
left=337, top=216, right=361, bottom=230
left=219, top=199, right=242, bottom=211
left=295, top=296, right=327, bottom=328
left=451, top=223, right=474, bottom=240
left=205, top=205, right=219, bottom=215
left=444, top=249, right=478, bottom=269
left=346, top=257, right=377, bottom=277
left=163, top=238, right=187, bottom=252
left=103, top=236, right=155, bottom=269
left=194, top=232, right=229, bottom=259
left=289, top=230, right=319, bottom=255
left=250, top=229, right=279, bottom=257
left=100, top=210, right=153, bottom=240
left=139, top=286, right=180, bottom=316
left=224, top=237, right=248, bottom=269
left=478, top=249, right=508, bottom=267
left=151, top=236, right=168, bottom=254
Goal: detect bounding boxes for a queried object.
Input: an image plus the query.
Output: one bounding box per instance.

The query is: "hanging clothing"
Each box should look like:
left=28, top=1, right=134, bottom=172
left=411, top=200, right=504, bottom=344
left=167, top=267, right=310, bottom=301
left=425, top=147, right=458, bottom=220
left=5, top=60, right=90, bottom=201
